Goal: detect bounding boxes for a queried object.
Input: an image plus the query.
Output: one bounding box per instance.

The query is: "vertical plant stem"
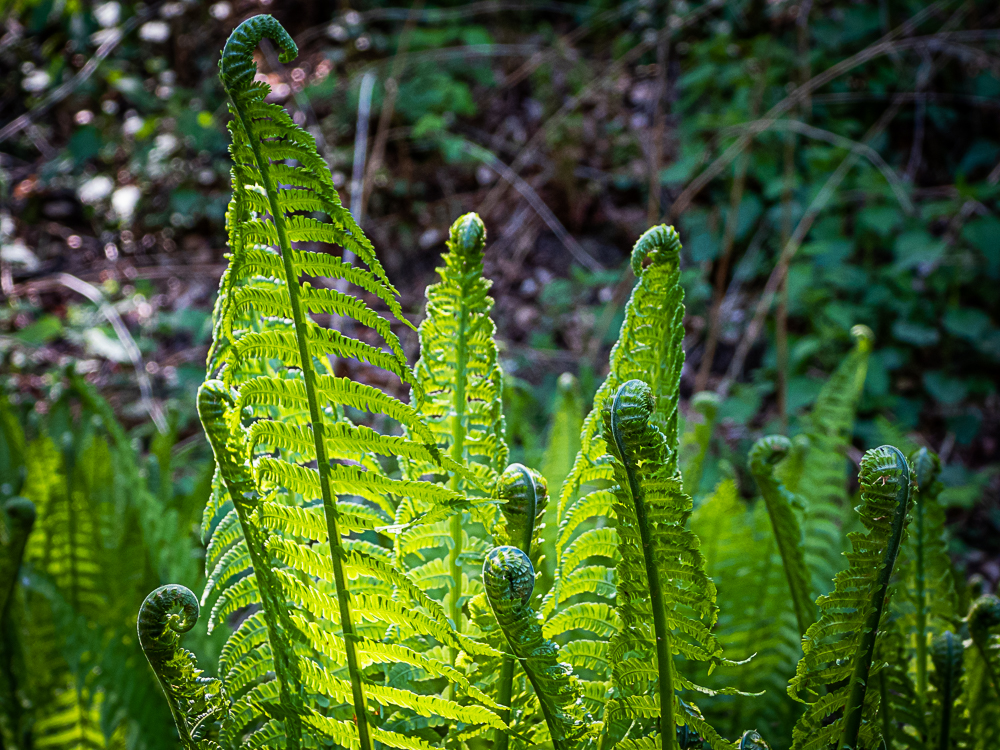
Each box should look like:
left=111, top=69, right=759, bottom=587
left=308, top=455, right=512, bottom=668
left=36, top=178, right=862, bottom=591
left=448, top=280, right=471, bottom=672
left=230, top=100, right=373, bottom=750
left=837, top=446, right=910, bottom=750
left=610, top=389, right=676, bottom=750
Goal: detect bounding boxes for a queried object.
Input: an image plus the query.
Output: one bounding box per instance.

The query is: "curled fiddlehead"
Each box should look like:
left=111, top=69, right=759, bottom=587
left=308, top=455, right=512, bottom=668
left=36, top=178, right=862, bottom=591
left=739, top=729, right=771, bottom=750
left=138, top=585, right=226, bottom=748
left=218, top=14, right=297, bottom=90
left=483, top=546, right=590, bottom=750
left=748, top=435, right=815, bottom=637
left=929, top=630, right=963, bottom=750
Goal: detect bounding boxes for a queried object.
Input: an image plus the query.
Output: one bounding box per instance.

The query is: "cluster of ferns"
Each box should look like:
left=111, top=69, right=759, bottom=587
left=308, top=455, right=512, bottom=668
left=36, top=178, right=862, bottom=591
left=46, top=15, right=996, bottom=750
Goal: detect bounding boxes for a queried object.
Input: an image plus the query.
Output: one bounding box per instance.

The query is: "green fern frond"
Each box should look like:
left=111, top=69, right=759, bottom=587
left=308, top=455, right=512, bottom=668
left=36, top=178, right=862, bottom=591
left=403, top=212, right=507, bottom=672
left=689, top=481, right=801, bottom=746
left=788, top=445, right=911, bottom=750
left=138, top=585, right=226, bottom=749
left=32, top=685, right=107, bottom=750
left=483, top=546, right=592, bottom=749
left=603, top=380, right=744, bottom=750
left=548, top=226, right=684, bottom=700
left=680, top=392, right=720, bottom=498
left=927, top=630, right=963, bottom=750
left=749, top=435, right=816, bottom=636
left=872, top=619, right=925, bottom=750
left=795, top=325, right=874, bottom=596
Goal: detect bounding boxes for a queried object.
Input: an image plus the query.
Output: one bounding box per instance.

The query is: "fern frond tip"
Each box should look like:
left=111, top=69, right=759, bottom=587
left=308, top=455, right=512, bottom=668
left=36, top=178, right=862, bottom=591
left=220, top=14, right=298, bottom=91
left=631, top=224, right=681, bottom=275
left=909, top=446, right=941, bottom=492
left=449, top=212, right=487, bottom=257
left=138, top=584, right=200, bottom=653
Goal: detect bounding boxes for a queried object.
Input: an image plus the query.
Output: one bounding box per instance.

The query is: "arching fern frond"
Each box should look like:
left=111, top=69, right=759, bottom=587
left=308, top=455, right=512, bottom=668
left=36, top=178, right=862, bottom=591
left=788, top=445, right=911, bottom=750
left=547, top=227, right=685, bottom=709
left=483, top=546, right=591, bottom=750
left=959, top=595, right=1000, bottom=749
left=794, top=325, right=874, bottom=596
left=602, top=380, right=746, bottom=750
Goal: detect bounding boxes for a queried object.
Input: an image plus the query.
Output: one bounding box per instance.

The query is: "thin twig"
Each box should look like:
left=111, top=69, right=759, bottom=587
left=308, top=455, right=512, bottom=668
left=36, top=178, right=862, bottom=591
left=695, top=63, right=767, bottom=393
left=55, top=273, right=168, bottom=434
left=0, top=3, right=161, bottom=145
left=719, top=100, right=906, bottom=397
left=361, top=1, right=424, bottom=219
left=460, top=139, right=604, bottom=271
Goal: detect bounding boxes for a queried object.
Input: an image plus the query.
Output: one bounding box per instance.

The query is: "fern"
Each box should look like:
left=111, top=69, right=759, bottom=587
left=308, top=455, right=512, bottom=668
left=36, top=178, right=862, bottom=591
left=899, top=448, right=960, bottom=705
left=795, top=325, right=874, bottom=596
left=0, top=496, right=35, bottom=749
left=871, top=620, right=924, bottom=750
left=788, top=445, right=911, bottom=750
left=546, top=226, right=684, bottom=715
left=679, top=392, right=720, bottom=499
left=928, top=630, right=963, bottom=750
left=0, top=497, right=34, bottom=618
left=482, top=546, right=590, bottom=749
left=138, top=585, right=226, bottom=748
left=602, top=380, right=747, bottom=750
left=959, top=595, right=1000, bottom=749
left=403, top=212, right=507, bottom=667
left=748, top=436, right=816, bottom=637
left=689, top=481, right=801, bottom=747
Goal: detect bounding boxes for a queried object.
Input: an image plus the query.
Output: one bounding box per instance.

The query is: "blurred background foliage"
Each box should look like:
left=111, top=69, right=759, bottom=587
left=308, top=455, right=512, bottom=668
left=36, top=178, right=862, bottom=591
left=0, top=0, right=999, bottom=746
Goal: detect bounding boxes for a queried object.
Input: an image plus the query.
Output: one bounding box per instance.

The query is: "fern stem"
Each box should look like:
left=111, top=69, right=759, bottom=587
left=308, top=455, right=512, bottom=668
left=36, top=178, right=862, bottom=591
left=226, top=78, right=373, bottom=750
left=447, top=253, right=471, bottom=665
left=609, top=387, right=677, bottom=750
left=837, top=446, right=910, bottom=750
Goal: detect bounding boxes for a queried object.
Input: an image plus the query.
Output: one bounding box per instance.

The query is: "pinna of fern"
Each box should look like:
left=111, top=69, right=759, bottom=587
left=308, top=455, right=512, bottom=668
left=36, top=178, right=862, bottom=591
left=787, top=445, right=911, bottom=750
left=959, top=594, right=1000, bottom=749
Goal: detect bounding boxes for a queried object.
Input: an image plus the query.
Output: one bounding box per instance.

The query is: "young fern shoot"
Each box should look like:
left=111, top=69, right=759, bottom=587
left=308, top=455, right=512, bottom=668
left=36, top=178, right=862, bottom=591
left=788, top=445, right=911, bottom=750
left=602, top=380, right=747, bottom=750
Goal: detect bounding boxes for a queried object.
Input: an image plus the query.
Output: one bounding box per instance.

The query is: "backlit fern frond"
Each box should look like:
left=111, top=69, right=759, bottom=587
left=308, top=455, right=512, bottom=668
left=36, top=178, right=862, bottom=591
left=927, top=630, right=964, bottom=750
left=788, top=445, right=911, bottom=750
left=602, top=380, right=746, bottom=750
left=401, top=212, right=507, bottom=668
left=795, top=325, right=874, bottom=596
left=679, top=392, right=720, bottom=498
left=546, top=227, right=684, bottom=705
left=748, top=436, right=816, bottom=637
left=483, top=546, right=591, bottom=750
left=184, top=16, right=505, bottom=750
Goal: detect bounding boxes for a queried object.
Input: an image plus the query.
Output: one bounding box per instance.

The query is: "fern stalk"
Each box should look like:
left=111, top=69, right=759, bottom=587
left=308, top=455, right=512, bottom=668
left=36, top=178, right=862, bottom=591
left=219, top=17, right=371, bottom=749
left=837, top=445, right=910, bottom=750
left=608, top=384, right=677, bottom=750
left=912, top=447, right=935, bottom=704
left=448, top=290, right=469, bottom=659
left=930, top=631, right=963, bottom=750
